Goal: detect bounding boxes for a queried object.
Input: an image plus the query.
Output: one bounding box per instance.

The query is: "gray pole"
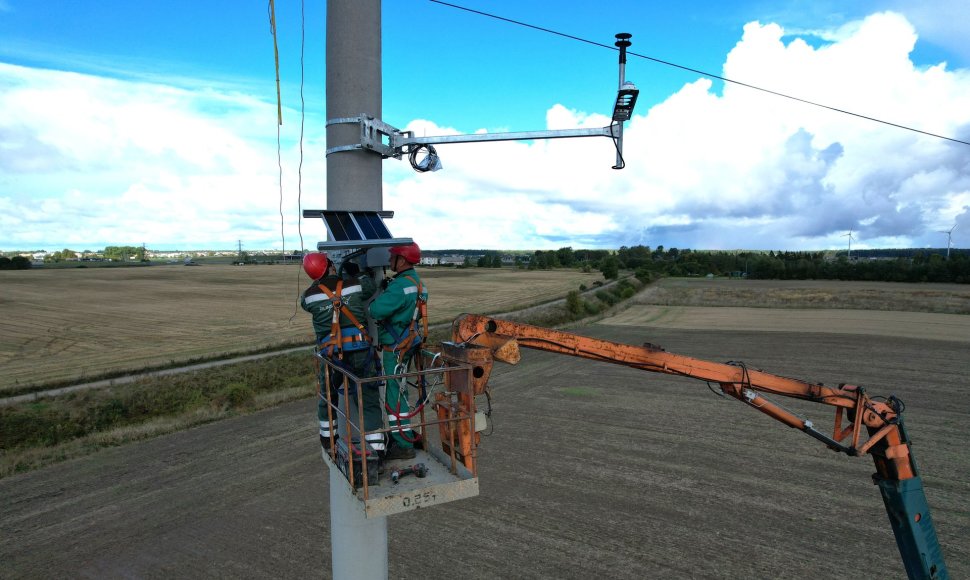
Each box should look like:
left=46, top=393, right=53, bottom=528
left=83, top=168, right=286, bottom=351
left=327, top=0, right=382, bottom=211
left=326, top=1, right=388, bottom=579
left=614, top=33, right=631, bottom=169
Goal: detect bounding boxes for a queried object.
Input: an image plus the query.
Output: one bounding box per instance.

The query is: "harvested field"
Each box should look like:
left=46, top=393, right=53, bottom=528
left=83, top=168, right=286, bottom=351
left=637, top=277, right=970, bottom=314
left=0, top=283, right=967, bottom=578
left=600, top=306, right=970, bottom=342
left=419, top=267, right=602, bottom=320
left=0, top=266, right=599, bottom=392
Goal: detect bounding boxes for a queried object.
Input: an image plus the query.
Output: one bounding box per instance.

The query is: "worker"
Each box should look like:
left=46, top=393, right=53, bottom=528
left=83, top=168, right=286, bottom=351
left=300, top=252, right=384, bottom=456
left=368, top=242, right=428, bottom=461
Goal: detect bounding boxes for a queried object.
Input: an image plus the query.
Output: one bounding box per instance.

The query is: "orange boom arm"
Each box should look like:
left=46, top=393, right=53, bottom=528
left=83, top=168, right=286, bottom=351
left=450, top=314, right=947, bottom=579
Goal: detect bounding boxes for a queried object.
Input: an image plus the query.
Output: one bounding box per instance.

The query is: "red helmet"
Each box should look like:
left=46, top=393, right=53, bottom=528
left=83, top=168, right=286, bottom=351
left=302, top=252, right=330, bottom=279
left=389, top=242, right=421, bottom=264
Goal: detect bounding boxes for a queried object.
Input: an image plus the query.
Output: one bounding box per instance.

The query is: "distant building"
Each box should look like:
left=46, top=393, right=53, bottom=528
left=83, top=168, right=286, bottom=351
left=439, top=254, right=466, bottom=266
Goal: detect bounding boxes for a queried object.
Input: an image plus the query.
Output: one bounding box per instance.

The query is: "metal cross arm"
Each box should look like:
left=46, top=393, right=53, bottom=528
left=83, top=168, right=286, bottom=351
left=326, top=115, right=621, bottom=155
left=390, top=124, right=620, bottom=150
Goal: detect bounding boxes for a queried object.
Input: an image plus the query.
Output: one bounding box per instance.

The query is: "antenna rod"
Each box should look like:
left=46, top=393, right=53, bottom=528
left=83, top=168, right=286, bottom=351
left=614, top=33, right=632, bottom=169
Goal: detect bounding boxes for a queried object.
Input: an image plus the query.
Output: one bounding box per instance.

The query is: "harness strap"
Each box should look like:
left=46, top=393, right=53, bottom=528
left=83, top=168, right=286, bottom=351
left=401, top=275, right=429, bottom=341
left=317, top=280, right=371, bottom=358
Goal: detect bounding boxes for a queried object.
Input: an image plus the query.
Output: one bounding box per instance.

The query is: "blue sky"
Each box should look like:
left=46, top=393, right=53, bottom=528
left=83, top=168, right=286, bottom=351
left=1, top=0, right=968, bottom=252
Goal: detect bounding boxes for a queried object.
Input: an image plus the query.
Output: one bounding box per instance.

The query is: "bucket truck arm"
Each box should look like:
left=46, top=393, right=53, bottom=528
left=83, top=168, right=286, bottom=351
left=448, top=314, right=948, bottom=580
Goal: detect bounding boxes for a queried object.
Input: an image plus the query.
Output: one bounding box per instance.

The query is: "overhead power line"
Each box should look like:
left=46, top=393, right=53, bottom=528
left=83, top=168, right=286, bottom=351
left=429, top=0, right=970, bottom=147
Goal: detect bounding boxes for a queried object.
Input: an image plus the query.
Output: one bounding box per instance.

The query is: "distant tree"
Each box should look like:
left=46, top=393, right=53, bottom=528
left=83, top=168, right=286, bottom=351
left=566, top=290, right=583, bottom=316
left=617, top=245, right=651, bottom=269
left=103, top=246, right=141, bottom=261
left=599, top=255, right=620, bottom=280
left=530, top=251, right=550, bottom=270
left=44, top=248, right=78, bottom=263
left=556, top=247, right=575, bottom=267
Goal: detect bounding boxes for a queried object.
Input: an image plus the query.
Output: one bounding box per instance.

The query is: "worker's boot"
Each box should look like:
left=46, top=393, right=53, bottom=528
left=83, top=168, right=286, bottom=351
left=320, top=434, right=338, bottom=456
left=411, top=434, right=425, bottom=451
left=384, top=440, right=416, bottom=461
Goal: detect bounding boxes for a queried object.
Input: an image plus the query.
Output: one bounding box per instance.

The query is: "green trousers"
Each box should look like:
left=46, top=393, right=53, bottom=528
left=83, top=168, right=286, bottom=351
left=319, top=349, right=384, bottom=452
left=382, top=350, right=416, bottom=449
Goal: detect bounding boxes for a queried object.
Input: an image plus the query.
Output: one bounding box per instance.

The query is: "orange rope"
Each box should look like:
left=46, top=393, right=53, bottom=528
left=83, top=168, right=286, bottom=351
left=268, top=0, right=283, bottom=125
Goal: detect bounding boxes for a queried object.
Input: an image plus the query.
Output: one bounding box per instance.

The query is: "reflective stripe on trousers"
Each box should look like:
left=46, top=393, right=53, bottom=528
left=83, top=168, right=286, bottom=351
left=365, top=432, right=386, bottom=451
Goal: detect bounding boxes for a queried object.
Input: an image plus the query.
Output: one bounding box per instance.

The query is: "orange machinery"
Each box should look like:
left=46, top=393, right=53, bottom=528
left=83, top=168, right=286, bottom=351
left=439, top=313, right=948, bottom=580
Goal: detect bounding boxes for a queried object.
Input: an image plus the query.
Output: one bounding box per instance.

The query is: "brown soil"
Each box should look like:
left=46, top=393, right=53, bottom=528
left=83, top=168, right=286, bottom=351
left=2, top=320, right=967, bottom=578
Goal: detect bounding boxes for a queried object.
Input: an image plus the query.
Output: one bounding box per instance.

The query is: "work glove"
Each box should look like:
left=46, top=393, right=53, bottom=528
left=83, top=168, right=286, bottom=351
left=380, top=277, right=390, bottom=291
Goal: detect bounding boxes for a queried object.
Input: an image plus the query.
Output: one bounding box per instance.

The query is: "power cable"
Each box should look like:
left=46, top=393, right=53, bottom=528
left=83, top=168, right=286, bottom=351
left=428, top=0, right=970, bottom=147
left=289, top=0, right=309, bottom=323
left=297, top=0, right=305, bottom=256
left=268, top=0, right=286, bottom=271
left=609, top=124, right=625, bottom=170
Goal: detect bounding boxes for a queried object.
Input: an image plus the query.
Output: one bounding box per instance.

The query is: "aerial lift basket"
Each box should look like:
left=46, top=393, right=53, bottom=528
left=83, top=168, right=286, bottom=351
left=319, top=342, right=497, bottom=518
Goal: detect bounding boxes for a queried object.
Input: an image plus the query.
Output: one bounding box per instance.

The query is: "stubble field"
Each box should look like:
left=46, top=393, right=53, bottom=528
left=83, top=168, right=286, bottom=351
left=0, top=277, right=967, bottom=578
left=0, top=265, right=601, bottom=392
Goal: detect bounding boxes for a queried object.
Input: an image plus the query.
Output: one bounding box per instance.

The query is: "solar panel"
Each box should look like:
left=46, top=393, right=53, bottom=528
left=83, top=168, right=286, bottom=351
left=304, top=209, right=411, bottom=251
left=324, top=212, right=363, bottom=241
left=320, top=211, right=392, bottom=242
left=355, top=212, right=392, bottom=239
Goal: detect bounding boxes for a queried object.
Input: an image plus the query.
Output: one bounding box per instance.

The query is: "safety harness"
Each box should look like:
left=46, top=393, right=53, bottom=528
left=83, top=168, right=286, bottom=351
left=315, top=279, right=371, bottom=358
left=380, top=275, right=431, bottom=442
left=380, top=275, right=429, bottom=362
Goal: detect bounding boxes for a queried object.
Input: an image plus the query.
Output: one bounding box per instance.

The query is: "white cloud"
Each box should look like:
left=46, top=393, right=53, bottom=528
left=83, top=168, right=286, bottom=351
left=0, top=62, right=323, bottom=250
left=382, top=11, right=970, bottom=251
left=888, top=0, right=970, bottom=63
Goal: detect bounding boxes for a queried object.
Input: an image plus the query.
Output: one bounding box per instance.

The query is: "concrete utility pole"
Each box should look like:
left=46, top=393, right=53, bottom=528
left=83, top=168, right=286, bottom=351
left=327, top=0, right=382, bottom=212
left=325, top=1, right=387, bottom=579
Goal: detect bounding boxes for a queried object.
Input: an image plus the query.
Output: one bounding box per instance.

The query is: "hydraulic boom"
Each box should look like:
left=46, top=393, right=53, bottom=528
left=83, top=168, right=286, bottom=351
left=448, top=314, right=948, bottom=579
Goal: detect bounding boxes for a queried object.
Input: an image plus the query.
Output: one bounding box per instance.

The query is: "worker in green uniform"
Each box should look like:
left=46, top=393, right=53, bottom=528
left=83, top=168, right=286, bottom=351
left=300, top=252, right=383, bottom=455
left=368, top=242, right=428, bottom=461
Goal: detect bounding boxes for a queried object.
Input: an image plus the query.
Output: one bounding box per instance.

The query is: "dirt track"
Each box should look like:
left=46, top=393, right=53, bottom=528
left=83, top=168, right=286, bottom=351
left=2, top=323, right=968, bottom=578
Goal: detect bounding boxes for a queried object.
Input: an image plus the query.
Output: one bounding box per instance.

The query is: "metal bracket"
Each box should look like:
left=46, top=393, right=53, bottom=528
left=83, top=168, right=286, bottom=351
left=326, top=115, right=403, bottom=159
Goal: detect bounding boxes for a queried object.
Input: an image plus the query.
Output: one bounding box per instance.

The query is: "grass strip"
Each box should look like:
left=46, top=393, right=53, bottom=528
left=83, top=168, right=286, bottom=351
left=0, top=352, right=316, bottom=478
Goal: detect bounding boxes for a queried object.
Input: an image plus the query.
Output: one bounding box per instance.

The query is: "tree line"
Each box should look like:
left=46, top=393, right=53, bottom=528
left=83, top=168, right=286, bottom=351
left=0, top=256, right=32, bottom=270
left=525, top=245, right=970, bottom=284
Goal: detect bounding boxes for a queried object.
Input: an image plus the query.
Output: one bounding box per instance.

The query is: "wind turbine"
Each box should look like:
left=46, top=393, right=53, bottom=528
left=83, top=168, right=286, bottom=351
left=843, top=230, right=854, bottom=260
left=940, top=225, right=957, bottom=260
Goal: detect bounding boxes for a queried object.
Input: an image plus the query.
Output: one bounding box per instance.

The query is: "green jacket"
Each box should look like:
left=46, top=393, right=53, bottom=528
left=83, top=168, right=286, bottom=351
left=368, top=268, right=428, bottom=346
left=300, top=273, right=373, bottom=343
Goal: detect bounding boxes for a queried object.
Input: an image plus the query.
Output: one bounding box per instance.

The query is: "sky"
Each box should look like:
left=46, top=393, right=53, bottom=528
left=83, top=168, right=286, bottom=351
left=1, top=0, right=969, bottom=253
